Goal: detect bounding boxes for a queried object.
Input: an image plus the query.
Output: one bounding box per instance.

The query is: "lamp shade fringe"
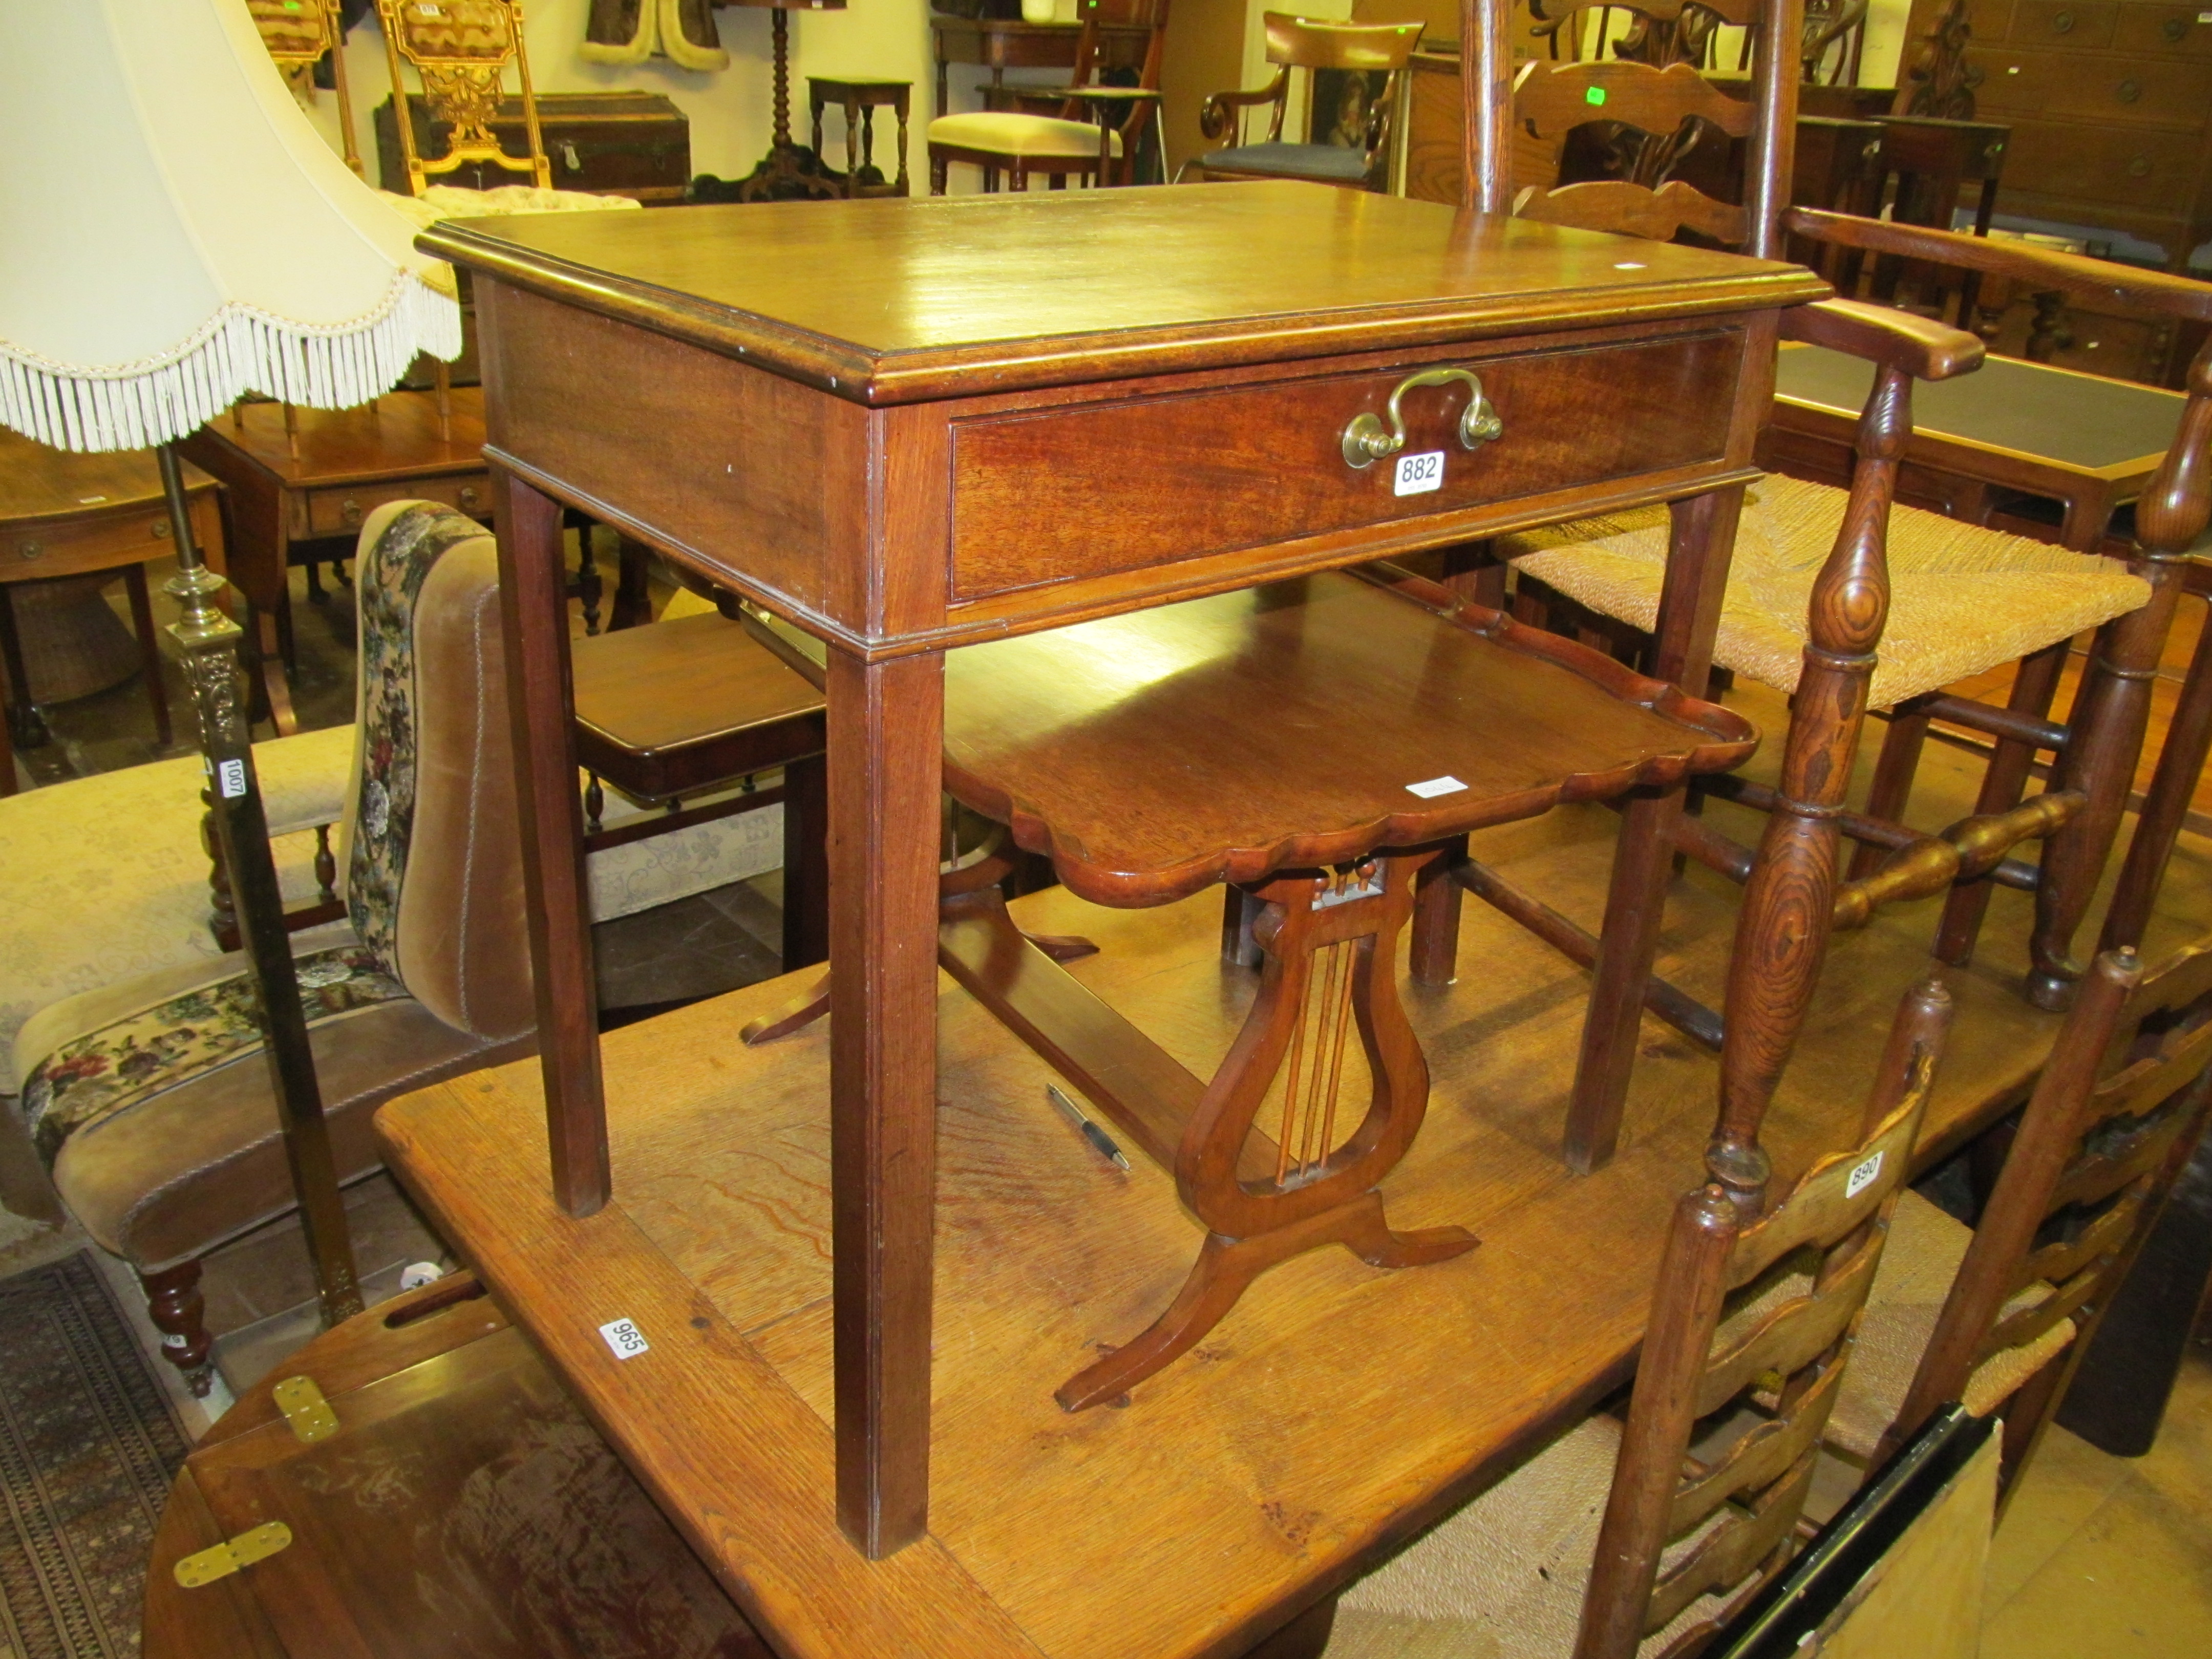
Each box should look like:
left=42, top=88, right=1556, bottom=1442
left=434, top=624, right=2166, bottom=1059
left=0, top=269, right=461, bottom=455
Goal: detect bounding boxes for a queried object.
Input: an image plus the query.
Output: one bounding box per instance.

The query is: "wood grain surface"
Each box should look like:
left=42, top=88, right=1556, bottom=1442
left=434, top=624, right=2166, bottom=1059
left=423, top=184, right=1827, bottom=406
left=379, top=690, right=2212, bottom=1659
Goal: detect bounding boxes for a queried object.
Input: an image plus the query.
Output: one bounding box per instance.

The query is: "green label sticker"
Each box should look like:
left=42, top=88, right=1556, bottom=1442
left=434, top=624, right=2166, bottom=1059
left=1585, top=85, right=1608, bottom=106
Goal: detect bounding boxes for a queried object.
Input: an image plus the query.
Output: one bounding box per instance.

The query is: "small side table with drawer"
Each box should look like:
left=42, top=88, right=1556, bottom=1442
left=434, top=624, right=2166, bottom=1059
left=0, top=429, right=224, bottom=791
left=177, top=386, right=491, bottom=733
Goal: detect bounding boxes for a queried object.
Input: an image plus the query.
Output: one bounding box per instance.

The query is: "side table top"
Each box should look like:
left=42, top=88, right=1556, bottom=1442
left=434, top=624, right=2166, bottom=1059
left=419, top=182, right=1827, bottom=406
left=193, top=386, right=488, bottom=487
left=0, top=426, right=215, bottom=528
left=1775, top=342, right=2185, bottom=480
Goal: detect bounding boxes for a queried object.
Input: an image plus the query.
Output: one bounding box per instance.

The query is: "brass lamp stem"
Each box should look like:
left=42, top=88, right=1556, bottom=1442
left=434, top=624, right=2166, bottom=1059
left=157, top=442, right=364, bottom=1332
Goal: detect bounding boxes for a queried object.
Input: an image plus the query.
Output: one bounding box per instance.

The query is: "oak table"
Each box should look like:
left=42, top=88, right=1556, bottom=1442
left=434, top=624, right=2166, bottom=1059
left=378, top=721, right=2212, bottom=1659
left=176, top=389, right=490, bottom=733
left=408, top=181, right=1825, bottom=1575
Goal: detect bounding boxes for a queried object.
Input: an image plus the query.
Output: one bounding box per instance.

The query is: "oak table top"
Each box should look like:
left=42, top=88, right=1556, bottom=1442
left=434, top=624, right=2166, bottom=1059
left=380, top=725, right=2212, bottom=1659
left=409, top=180, right=1828, bottom=1579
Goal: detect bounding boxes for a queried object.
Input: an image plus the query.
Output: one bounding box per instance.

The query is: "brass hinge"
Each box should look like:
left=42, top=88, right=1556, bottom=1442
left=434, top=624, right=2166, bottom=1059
left=272, top=1374, right=338, bottom=1443
left=174, top=1521, right=292, bottom=1587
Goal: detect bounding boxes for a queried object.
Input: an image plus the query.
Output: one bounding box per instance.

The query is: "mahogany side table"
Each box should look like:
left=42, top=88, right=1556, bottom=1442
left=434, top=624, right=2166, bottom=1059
left=407, top=180, right=1825, bottom=1575
left=0, top=431, right=222, bottom=786
left=176, top=388, right=490, bottom=733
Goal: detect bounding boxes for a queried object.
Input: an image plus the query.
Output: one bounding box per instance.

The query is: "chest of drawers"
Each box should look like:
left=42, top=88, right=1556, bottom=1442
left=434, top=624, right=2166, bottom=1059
left=1910, top=0, right=2212, bottom=269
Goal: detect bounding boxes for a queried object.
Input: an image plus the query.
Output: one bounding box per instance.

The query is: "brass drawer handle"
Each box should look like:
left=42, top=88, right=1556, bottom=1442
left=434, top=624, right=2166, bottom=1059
left=2164, top=16, right=2187, bottom=40
left=2129, top=156, right=2153, bottom=177
left=458, top=484, right=480, bottom=509
left=341, top=499, right=363, bottom=525
left=1342, top=368, right=1504, bottom=469
left=2117, top=77, right=2143, bottom=102
left=2052, top=7, right=2074, bottom=30
left=17, top=541, right=42, bottom=561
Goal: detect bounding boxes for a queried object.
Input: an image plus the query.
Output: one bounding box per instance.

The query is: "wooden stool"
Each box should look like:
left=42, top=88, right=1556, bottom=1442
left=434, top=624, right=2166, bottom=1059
left=0, top=431, right=221, bottom=786
left=807, top=77, right=911, bottom=198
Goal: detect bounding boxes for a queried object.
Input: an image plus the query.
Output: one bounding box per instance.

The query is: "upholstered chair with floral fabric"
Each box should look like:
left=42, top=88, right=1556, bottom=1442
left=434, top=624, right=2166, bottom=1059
left=10, top=501, right=535, bottom=1393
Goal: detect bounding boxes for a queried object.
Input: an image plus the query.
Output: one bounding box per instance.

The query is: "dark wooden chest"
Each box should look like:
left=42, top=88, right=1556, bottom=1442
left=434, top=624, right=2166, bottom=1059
left=374, top=92, right=691, bottom=204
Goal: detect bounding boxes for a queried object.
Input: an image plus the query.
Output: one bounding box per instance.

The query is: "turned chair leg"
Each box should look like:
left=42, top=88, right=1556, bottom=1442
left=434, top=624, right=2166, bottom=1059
left=139, top=1259, right=216, bottom=1397
left=929, top=152, right=948, bottom=195
left=1936, top=637, right=2070, bottom=966
left=2029, top=581, right=2185, bottom=1010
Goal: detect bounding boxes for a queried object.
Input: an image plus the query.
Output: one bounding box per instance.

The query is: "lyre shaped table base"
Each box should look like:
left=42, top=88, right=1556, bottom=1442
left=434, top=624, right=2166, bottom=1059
left=950, top=855, right=1477, bottom=1411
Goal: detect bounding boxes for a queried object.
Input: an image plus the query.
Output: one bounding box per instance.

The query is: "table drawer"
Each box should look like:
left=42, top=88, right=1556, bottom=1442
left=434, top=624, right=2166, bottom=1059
left=1, top=500, right=205, bottom=581
left=1978, top=50, right=2212, bottom=127
left=302, top=474, right=491, bottom=539
left=949, top=330, right=1742, bottom=602
left=2113, top=5, right=2212, bottom=54
left=2000, top=117, right=2206, bottom=207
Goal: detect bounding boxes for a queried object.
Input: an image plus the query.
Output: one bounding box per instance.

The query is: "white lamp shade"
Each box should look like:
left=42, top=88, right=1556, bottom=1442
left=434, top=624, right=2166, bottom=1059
left=0, top=0, right=462, bottom=453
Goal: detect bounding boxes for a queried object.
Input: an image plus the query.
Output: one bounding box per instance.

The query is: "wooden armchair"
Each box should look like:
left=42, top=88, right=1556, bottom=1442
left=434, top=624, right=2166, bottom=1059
left=1325, top=979, right=1952, bottom=1659
left=1828, top=943, right=2212, bottom=1498
left=1421, top=0, right=2204, bottom=1193
left=1187, top=13, right=1425, bottom=191
left=926, top=0, right=1171, bottom=194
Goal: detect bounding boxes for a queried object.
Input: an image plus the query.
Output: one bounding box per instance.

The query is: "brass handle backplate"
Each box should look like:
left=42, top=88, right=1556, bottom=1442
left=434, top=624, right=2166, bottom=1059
left=2117, top=77, right=2143, bottom=102
left=1342, top=368, right=1504, bottom=469
left=2163, top=16, right=2187, bottom=40
left=341, top=499, right=363, bottom=525
left=459, top=485, right=480, bottom=508
left=2052, top=8, right=2074, bottom=31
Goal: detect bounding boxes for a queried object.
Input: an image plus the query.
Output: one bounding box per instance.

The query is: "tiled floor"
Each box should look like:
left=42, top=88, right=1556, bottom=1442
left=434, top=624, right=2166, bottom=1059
left=1983, top=1344, right=2212, bottom=1654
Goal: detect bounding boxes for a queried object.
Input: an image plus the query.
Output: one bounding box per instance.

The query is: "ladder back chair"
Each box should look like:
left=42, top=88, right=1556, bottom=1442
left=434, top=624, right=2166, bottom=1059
left=375, top=0, right=551, bottom=196
left=926, top=0, right=1171, bottom=194
left=1326, top=978, right=1953, bottom=1659
left=1830, top=943, right=2212, bottom=1497
left=1187, top=13, right=1426, bottom=192
left=1423, top=0, right=2208, bottom=1192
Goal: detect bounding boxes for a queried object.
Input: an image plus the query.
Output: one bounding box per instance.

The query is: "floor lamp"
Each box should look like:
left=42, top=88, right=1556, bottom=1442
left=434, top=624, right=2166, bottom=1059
left=0, top=0, right=463, bottom=1331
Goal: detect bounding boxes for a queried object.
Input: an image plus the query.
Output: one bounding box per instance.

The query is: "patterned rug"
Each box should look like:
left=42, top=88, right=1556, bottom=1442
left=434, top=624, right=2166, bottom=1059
left=0, top=1252, right=188, bottom=1659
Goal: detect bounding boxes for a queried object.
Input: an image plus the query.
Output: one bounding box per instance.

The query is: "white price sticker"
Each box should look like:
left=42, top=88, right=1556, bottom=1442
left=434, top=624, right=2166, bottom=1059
left=1406, top=775, right=1467, bottom=799
left=217, top=758, right=248, bottom=800
left=1845, top=1149, right=1884, bottom=1200
left=1393, top=450, right=1445, bottom=497
left=598, top=1317, right=650, bottom=1360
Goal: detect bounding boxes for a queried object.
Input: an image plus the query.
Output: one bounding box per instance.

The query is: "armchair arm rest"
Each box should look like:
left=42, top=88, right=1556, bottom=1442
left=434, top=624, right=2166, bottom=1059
left=1780, top=299, right=1985, bottom=381
left=1783, top=207, right=2212, bottom=324
left=1199, top=72, right=1288, bottom=142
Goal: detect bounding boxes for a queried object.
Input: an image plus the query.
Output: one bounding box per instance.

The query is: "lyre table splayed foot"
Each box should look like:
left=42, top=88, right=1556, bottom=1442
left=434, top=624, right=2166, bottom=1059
left=924, top=566, right=1755, bottom=1408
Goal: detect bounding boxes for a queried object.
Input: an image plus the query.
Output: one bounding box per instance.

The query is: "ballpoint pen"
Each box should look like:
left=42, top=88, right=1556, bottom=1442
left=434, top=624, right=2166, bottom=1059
left=1045, top=1083, right=1131, bottom=1172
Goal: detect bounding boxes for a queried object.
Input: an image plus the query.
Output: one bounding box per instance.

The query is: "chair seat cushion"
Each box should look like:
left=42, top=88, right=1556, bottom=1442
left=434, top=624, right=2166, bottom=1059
left=13, top=921, right=527, bottom=1267
left=1202, top=142, right=1371, bottom=182
left=0, top=724, right=356, bottom=1085
left=1824, top=1189, right=2077, bottom=1459
left=1502, top=474, right=2152, bottom=710
left=927, top=112, right=1122, bottom=161
left=1328, top=1416, right=1736, bottom=1658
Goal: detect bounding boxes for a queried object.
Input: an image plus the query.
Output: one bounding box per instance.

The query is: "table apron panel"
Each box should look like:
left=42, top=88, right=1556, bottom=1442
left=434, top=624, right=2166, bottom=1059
left=947, top=329, right=1746, bottom=604
left=0, top=492, right=216, bottom=581
left=299, top=473, right=492, bottom=540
